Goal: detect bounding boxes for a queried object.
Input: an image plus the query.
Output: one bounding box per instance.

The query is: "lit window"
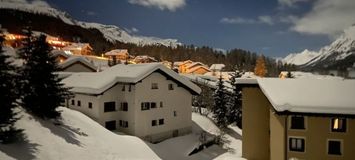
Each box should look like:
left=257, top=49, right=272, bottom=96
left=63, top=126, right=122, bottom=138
left=331, top=118, right=346, bottom=132
left=289, top=137, right=305, bottom=152
left=328, top=140, right=342, bottom=155
left=290, top=116, right=305, bottom=130
left=168, top=84, right=174, bottom=90
left=151, top=83, right=158, bottom=89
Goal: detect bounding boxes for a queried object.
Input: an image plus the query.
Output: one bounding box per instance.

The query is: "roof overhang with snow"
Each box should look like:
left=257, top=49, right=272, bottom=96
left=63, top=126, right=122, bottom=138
left=62, top=63, right=201, bottom=95
left=237, top=78, right=355, bottom=116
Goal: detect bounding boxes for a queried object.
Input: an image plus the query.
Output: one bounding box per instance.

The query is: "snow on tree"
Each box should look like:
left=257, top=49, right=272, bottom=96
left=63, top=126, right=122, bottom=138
left=19, top=30, right=71, bottom=119
left=254, top=55, right=267, bottom=77
left=0, top=32, right=21, bottom=143
left=192, top=80, right=214, bottom=115
left=212, top=75, right=229, bottom=129
left=227, top=69, right=243, bottom=128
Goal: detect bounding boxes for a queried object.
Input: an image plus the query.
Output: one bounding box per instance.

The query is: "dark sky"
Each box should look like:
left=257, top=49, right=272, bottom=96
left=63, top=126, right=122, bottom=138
left=42, top=0, right=355, bottom=57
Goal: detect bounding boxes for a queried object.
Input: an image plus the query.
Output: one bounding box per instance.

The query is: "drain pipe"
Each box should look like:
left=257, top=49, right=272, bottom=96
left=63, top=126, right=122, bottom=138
left=285, top=113, right=288, bottom=160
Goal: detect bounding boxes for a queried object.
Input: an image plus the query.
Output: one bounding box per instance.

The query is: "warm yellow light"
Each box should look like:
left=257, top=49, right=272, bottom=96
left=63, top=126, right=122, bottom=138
left=333, top=118, right=339, bottom=129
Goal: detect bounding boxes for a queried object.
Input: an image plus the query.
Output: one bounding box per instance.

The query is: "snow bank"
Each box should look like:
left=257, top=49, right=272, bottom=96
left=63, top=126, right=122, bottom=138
left=0, top=107, right=160, bottom=160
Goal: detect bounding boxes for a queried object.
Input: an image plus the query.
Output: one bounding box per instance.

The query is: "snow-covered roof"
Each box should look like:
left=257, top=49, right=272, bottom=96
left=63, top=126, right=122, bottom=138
left=62, top=63, right=201, bottom=95
left=104, top=49, right=128, bottom=56
left=186, top=62, right=206, bottom=69
left=279, top=71, right=343, bottom=80
left=241, top=78, right=355, bottom=115
left=59, top=56, right=97, bottom=72
left=187, top=65, right=211, bottom=73
left=209, top=64, right=225, bottom=70
left=52, top=50, right=70, bottom=58
left=62, top=43, right=91, bottom=51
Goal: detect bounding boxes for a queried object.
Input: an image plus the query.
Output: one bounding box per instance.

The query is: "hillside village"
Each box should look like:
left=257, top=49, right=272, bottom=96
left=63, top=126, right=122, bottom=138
left=1, top=0, right=355, bottom=160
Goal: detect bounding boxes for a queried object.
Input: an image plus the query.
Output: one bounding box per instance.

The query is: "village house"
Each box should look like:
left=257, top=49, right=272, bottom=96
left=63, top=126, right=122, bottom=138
left=133, top=55, right=158, bottom=64
left=104, top=49, right=130, bottom=65
left=62, top=43, right=93, bottom=55
left=62, top=63, right=201, bottom=143
left=52, top=50, right=70, bottom=63
left=238, top=78, right=355, bottom=160
left=59, top=56, right=98, bottom=72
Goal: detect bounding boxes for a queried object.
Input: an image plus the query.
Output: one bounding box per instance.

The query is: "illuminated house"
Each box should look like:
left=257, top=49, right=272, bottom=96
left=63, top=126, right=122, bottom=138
left=46, top=36, right=70, bottom=49
left=238, top=78, right=355, bottom=160
left=62, top=43, right=93, bottom=55
left=3, top=33, right=26, bottom=48
left=52, top=50, right=70, bottom=63
left=133, top=55, right=157, bottom=64
left=185, top=62, right=211, bottom=75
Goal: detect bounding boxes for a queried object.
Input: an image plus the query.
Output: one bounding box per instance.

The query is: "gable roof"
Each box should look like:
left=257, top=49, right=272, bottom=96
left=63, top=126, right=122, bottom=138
left=62, top=63, right=201, bottom=95
left=52, top=50, right=70, bottom=59
left=59, top=56, right=97, bottom=72
left=238, top=78, right=355, bottom=115
left=187, top=65, right=211, bottom=73
left=62, top=43, right=92, bottom=51
left=186, top=62, right=205, bottom=69
left=209, top=64, right=225, bottom=70
left=104, top=49, right=129, bottom=56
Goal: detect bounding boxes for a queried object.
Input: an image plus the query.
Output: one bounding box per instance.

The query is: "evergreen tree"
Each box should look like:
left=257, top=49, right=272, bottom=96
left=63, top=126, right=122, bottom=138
left=227, top=69, right=243, bottom=128
left=254, top=55, right=267, bottom=77
left=286, top=71, right=294, bottom=78
left=212, top=75, right=229, bottom=129
left=0, top=32, right=21, bottom=143
left=19, top=32, right=71, bottom=119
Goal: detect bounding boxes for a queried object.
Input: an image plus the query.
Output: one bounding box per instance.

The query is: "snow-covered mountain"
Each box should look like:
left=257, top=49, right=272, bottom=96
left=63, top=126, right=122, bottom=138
left=282, top=49, right=319, bottom=65
left=0, top=0, right=181, bottom=47
left=282, top=26, right=355, bottom=69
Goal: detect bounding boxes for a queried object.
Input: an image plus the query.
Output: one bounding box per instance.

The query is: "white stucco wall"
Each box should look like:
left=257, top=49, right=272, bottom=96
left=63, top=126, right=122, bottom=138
left=134, top=72, right=192, bottom=141
left=68, top=71, right=194, bottom=142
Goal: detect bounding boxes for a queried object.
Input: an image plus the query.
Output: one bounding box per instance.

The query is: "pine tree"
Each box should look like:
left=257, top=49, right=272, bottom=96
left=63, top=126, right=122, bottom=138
left=254, top=55, right=267, bottom=77
left=0, top=32, right=21, bottom=143
left=19, top=32, right=71, bottom=119
left=227, top=69, right=243, bottom=128
left=212, top=75, right=229, bottom=129
left=286, top=71, right=294, bottom=78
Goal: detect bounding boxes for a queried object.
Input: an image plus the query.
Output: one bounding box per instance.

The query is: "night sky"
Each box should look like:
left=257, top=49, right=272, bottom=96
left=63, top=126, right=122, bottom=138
left=42, top=0, right=355, bottom=57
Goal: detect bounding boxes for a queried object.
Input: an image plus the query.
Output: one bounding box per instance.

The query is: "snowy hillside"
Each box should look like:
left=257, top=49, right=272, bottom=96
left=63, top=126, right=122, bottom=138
left=283, top=26, right=355, bottom=68
left=282, top=49, right=319, bottom=65
left=0, top=0, right=181, bottom=47
left=0, top=107, right=160, bottom=160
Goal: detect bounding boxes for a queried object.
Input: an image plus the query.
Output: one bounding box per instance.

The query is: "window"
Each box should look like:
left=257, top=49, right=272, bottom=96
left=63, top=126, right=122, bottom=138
left=122, top=85, right=125, bottom=91
left=151, top=102, right=157, bottom=109
left=128, top=84, right=132, bottom=92
left=290, top=116, right=305, bottom=129
left=71, top=100, right=75, bottom=105
left=168, top=84, right=174, bottom=90
left=289, top=137, right=305, bottom=152
left=88, top=102, right=92, bottom=109
left=120, top=102, right=128, bottom=111
left=141, top=102, right=150, bottom=110
left=77, top=100, right=81, bottom=107
left=159, top=119, right=164, bottom=125
left=119, top=120, right=128, bottom=128
left=173, top=111, right=177, bottom=117
left=331, top=118, right=346, bottom=132
left=160, top=101, right=163, bottom=108
left=152, top=120, right=157, bottom=126
left=151, top=83, right=158, bottom=89
left=105, top=121, right=116, bottom=130
left=104, top=102, right=116, bottom=112
left=328, top=140, right=342, bottom=155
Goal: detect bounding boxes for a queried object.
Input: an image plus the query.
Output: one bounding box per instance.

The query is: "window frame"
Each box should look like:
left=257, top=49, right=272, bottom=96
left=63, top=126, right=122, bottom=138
left=104, top=102, right=116, bottom=112
left=151, top=102, right=157, bottom=109
left=151, top=83, right=158, bottom=89
left=327, top=139, right=343, bottom=156
left=152, top=120, right=157, bottom=126
left=288, top=137, right=306, bottom=153
left=289, top=115, right=306, bottom=130
left=168, top=83, right=174, bottom=90
left=120, top=102, right=128, bottom=111
left=159, top=119, right=164, bottom=125
left=141, top=102, right=150, bottom=110
left=330, top=118, right=347, bottom=133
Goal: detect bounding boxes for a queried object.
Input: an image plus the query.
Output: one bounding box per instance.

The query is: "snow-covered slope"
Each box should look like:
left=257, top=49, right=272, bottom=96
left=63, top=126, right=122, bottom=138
left=283, top=26, right=355, bottom=68
left=0, top=107, right=160, bottom=160
left=0, top=0, right=181, bottom=47
left=282, top=49, right=319, bottom=65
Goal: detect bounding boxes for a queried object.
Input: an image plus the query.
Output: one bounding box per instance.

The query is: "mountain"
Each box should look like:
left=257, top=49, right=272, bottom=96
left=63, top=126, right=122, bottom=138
left=0, top=0, right=181, bottom=48
left=282, top=49, right=319, bottom=66
left=283, top=26, right=355, bottom=70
